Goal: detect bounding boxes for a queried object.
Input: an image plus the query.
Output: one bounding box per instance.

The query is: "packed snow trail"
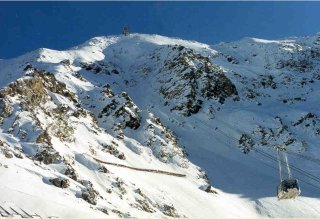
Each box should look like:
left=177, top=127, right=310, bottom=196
left=89, top=154, right=187, bottom=177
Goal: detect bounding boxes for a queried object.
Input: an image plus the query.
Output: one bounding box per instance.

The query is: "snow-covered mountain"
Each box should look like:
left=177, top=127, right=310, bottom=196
left=0, top=33, right=320, bottom=218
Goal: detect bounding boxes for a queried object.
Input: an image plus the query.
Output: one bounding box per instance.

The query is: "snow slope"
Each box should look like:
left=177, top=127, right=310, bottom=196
left=0, top=33, right=320, bottom=218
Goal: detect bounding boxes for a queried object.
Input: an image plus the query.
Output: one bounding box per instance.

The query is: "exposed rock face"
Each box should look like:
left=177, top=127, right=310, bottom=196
left=80, top=61, right=121, bottom=75
left=276, top=53, right=314, bottom=72
left=238, top=134, right=254, bottom=154
left=157, top=45, right=238, bottom=116
left=112, top=177, right=127, bottom=196
left=34, top=149, right=61, bottom=164
left=143, top=114, right=189, bottom=168
left=259, top=75, right=277, bottom=89
left=134, top=198, right=155, bottom=213
left=204, top=185, right=218, bottom=194
left=0, top=140, right=23, bottom=159
left=0, top=68, right=76, bottom=146
left=81, top=181, right=99, bottom=205
left=36, top=129, right=51, bottom=145
left=49, top=177, right=70, bottom=188
left=238, top=115, right=315, bottom=154
left=0, top=98, right=13, bottom=118
left=98, top=165, right=109, bottom=173
left=99, top=92, right=141, bottom=130
left=4, top=150, right=13, bottom=158
left=100, top=141, right=126, bottom=160
left=160, top=204, right=179, bottom=217
left=49, top=106, right=75, bottom=142
left=64, top=165, right=78, bottom=181
left=81, top=189, right=98, bottom=205
left=98, top=90, right=142, bottom=148
left=293, top=113, right=317, bottom=126
left=132, top=188, right=156, bottom=213
left=0, top=67, right=97, bottom=166
left=0, top=69, right=76, bottom=110
left=292, top=113, right=320, bottom=136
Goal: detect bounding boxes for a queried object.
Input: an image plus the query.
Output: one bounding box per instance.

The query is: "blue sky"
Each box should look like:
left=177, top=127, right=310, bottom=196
left=1, top=2, right=320, bottom=59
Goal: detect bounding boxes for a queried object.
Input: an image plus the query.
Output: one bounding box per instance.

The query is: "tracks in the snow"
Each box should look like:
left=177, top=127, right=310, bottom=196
left=0, top=205, right=43, bottom=218
left=91, top=156, right=186, bottom=177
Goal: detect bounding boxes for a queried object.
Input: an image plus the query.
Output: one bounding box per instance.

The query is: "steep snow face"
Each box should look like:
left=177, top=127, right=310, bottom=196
left=1, top=33, right=320, bottom=218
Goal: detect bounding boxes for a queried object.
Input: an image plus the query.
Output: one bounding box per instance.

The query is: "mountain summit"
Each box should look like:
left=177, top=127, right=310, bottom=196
left=0, top=33, right=320, bottom=218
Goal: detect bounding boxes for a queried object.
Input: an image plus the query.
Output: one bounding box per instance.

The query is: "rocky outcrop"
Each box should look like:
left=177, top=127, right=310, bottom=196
left=160, top=204, right=179, bottom=217
left=36, top=129, right=51, bottom=145
left=80, top=61, right=121, bottom=75
left=100, top=141, right=125, bottom=160
left=99, top=92, right=141, bottom=130
left=49, top=106, right=75, bottom=142
left=0, top=68, right=76, bottom=110
left=49, top=177, right=70, bottom=188
left=276, top=48, right=316, bottom=73
left=132, top=188, right=156, bottom=213
left=4, top=150, right=13, bottom=158
left=34, top=149, right=61, bottom=164
left=81, top=189, right=98, bottom=205
left=292, top=113, right=317, bottom=126
left=238, top=134, right=254, bottom=154
left=0, top=98, right=13, bottom=118
left=0, top=140, right=23, bottom=159
left=64, top=165, right=78, bottom=181
left=292, top=113, right=320, bottom=136
left=144, top=114, right=189, bottom=168
left=157, top=45, right=238, bottom=116
left=81, top=181, right=99, bottom=205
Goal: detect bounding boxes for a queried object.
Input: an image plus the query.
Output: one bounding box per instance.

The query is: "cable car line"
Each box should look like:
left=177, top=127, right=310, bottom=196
left=209, top=120, right=320, bottom=185
left=191, top=116, right=320, bottom=195
left=209, top=116, right=320, bottom=167
left=248, top=152, right=320, bottom=191
left=286, top=150, right=320, bottom=166
left=253, top=148, right=320, bottom=184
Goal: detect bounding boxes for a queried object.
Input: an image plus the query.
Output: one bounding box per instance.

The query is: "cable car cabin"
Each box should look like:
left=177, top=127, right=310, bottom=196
left=277, top=179, right=301, bottom=200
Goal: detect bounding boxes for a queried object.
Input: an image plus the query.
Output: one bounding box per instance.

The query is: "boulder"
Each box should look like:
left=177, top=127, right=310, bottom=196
left=4, top=150, right=13, bottom=159
left=49, top=177, right=70, bottom=188
left=64, top=165, right=78, bottom=181
left=82, top=188, right=98, bottom=205
left=161, top=204, right=179, bottom=217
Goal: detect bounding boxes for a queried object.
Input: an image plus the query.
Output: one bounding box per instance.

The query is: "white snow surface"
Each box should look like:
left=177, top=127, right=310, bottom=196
left=0, top=33, right=320, bottom=218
